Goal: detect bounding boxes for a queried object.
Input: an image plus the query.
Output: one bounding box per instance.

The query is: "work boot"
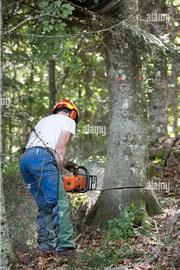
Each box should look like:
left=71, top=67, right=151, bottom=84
left=55, top=246, right=76, bottom=257
left=37, top=242, right=55, bottom=253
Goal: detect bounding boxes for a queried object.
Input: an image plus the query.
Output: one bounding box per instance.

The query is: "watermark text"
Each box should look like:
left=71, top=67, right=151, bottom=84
left=0, top=97, right=11, bottom=108
left=147, top=180, right=170, bottom=192
left=83, top=125, right=107, bottom=136
left=146, top=12, right=170, bottom=23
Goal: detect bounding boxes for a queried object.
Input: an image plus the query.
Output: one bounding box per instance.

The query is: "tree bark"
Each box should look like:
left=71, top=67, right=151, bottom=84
left=1, top=107, right=14, bottom=267
left=86, top=1, right=164, bottom=226
left=144, top=0, right=170, bottom=146
left=48, top=59, right=57, bottom=111
left=87, top=0, right=152, bottom=226
left=8, top=118, right=12, bottom=160
left=1, top=8, right=14, bottom=265
left=170, top=1, right=179, bottom=137
left=0, top=185, right=14, bottom=268
left=148, top=55, right=169, bottom=146
left=144, top=189, right=163, bottom=216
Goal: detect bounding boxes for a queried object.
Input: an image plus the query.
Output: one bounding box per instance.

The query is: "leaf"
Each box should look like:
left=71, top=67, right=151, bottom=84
left=61, top=3, right=75, bottom=17
left=51, top=18, right=55, bottom=24
left=47, top=2, right=54, bottom=12
left=55, top=0, right=62, bottom=8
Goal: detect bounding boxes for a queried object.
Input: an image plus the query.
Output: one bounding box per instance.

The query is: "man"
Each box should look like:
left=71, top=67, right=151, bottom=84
left=20, top=99, right=79, bottom=256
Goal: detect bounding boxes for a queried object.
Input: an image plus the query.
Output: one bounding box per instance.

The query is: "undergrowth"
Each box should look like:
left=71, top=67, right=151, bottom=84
left=69, top=204, right=153, bottom=270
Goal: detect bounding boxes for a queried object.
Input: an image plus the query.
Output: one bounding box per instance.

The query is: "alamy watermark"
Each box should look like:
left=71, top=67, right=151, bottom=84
left=147, top=180, right=170, bottom=192
left=0, top=97, right=11, bottom=108
left=83, top=124, right=107, bottom=136
left=146, top=12, right=171, bottom=23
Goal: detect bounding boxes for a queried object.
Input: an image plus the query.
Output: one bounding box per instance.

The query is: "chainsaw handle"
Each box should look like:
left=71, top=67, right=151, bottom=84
left=76, top=166, right=90, bottom=193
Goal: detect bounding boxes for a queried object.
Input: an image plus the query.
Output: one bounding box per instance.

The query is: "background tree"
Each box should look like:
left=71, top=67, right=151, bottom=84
left=0, top=185, right=14, bottom=268
left=49, top=59, right=57, bottom=111
left=141, top=0, right=170, bottom=146
left=169, top=0, right=179, bottom=137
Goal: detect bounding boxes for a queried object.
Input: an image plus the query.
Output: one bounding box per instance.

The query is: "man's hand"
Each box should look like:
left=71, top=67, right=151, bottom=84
left=55, top=131, right=73, bottom=169
left=64, top=161, right=79, bottom=173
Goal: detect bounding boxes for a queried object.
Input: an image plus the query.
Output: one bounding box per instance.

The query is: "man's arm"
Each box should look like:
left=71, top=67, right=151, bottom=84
left=55, top=131, right=72, bottom=169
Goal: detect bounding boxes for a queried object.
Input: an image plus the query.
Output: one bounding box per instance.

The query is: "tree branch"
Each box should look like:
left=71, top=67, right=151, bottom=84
left=65, top=0, right=113, bottom=25
left=4, top=13, right=64, bottom=35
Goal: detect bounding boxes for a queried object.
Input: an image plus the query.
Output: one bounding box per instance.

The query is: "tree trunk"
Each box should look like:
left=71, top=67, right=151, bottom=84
left=170, top=1, right=179, bottom=137
left=0, top=185, right=14, bottom=268
left=86, top=1, right=164, bottom=226
left=88, top=2, right=150, bottom=226
left=148, top=58, right=169, bottom=146
left=145, top=1, right=170, bottom=146
left=171, top=54, right=179, bottom=137
left=48, top=59, right=57, bottom=111
left=1, top=114, right=14, bottom=267
left=1, top=8, right=14, bottom=264
left=9, top=118, right=12, bottom=160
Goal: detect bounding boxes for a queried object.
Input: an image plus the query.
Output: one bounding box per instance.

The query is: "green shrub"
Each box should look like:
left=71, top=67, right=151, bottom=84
left=108, top=204, right=152, bottom=240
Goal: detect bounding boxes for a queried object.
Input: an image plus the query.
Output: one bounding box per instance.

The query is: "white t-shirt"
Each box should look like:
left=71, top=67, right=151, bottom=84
left=26, top=114, right=76, bottom=151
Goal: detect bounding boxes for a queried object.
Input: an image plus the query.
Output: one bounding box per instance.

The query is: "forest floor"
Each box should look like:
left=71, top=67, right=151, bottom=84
left=13, top=158, right=180, bottom=270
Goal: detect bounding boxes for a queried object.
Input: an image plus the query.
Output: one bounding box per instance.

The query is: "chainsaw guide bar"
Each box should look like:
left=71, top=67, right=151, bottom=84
left=63, top=166, right=146, bottom=193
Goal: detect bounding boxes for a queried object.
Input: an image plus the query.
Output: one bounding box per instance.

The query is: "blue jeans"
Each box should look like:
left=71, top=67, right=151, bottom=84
left=20, top=147, right=58, bottom=209
left=20, top=147, right=74, bottom=251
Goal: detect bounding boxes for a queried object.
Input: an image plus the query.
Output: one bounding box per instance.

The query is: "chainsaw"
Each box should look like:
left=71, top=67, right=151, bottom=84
left=63, top=166, right=97, bottom=193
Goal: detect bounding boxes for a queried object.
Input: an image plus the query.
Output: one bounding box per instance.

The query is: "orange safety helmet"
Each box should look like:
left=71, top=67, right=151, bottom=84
left=52, top=99, right=79, bottom=124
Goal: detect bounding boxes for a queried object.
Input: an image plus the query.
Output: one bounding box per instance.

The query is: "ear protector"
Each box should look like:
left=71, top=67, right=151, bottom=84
left=52, top=99, right=79, bottom=124
left=69, top=109, right=78, bottom=122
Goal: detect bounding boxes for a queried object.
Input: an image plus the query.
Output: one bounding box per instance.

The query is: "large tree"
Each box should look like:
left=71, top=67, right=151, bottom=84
left=86, top=0, right=164, bottom=225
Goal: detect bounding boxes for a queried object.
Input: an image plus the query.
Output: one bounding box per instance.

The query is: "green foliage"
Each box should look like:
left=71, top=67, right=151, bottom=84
left=108, top=216, right=135, bottom=239
left=108, top=204, right=152, bottom=240
left=3, top=160, right=19, bottom=178
left=3, top=30, right=108, bottom=160
left=38, top=0, right=75, bottom=33
left=69, top=204, right=151, bottom=270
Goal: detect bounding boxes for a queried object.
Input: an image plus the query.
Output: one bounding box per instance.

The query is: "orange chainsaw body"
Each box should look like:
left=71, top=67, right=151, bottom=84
left=63, top=174, right=87, bottom=192
left=63, top=166, right=97, bottom=193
